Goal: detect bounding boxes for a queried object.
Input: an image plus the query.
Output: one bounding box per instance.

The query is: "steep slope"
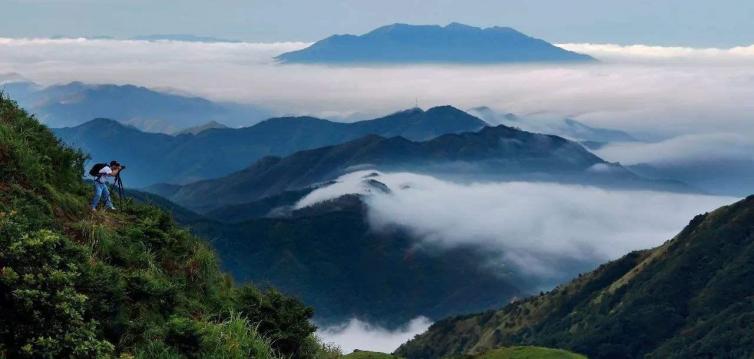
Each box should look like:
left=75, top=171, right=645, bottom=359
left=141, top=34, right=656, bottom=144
left=189, top=194, right=526, bottom=327
left=3, top=81, right=270, bottom=131
left=54, top=106, right=485, bottom=186
left=396, top=196, right=754, bottom=359
left=158, top=125, right=682, bottom=213
left=276, top=23, right=594, bottom=64
left=0, top=95, right=334, bottom=358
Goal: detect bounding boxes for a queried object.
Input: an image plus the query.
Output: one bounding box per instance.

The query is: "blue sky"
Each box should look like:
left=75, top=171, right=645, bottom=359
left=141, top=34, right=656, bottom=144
left=1, top=0, right=753, bottom=46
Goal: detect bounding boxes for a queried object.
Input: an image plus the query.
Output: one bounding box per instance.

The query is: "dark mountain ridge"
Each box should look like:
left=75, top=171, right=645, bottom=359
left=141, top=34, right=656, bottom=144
left=277, top=23, right=595, bottom=64
left=54, top=106, right=486, bottom=186
left=154, top=124, right=690, bottom=213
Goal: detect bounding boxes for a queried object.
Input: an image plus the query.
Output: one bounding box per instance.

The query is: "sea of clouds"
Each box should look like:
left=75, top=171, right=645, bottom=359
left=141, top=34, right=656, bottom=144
left=2, top=36, right=751, bottom=353
left=2, top=37, right=753, bottom=170
left=0, top=38, right=752, bottom=137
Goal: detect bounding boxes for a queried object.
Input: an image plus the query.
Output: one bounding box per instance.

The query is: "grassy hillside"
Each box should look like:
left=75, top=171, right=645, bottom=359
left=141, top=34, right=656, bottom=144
left=343, top=350, right=401, bottom=359
left=396, top=195, right=754, bottom=358
left=0, top=94, right=339, bottom=358
left=465, top=346, right=585, bottom=359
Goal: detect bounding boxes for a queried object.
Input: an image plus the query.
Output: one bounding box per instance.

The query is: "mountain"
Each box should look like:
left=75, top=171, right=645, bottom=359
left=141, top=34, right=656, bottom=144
left=395, top=195, right=754, bottom=359
left=1, top=81, right=270, bottom=131
left=54, top=106, right=486, bottom=187
left=203, top=188, right=313, bottom=223
left=155, top=124, right=687, bottom=214
left=469, top=106, right=637, bottom=145
left=173, top=120, right=229, bottom=135
left=276, top=23, right=594, bottom=64
left=0, top=94, right=337, bottom=358
left=189, top=192, right=527, bottom=327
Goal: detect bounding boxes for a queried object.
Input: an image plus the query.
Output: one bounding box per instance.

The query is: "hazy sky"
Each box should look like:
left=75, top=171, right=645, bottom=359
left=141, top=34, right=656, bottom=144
left=2, top=0, right=754, bottom=46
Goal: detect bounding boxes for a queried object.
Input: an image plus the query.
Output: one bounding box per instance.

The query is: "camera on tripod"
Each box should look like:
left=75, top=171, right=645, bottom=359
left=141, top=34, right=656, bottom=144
left=113, top=164, right=126, bottom=198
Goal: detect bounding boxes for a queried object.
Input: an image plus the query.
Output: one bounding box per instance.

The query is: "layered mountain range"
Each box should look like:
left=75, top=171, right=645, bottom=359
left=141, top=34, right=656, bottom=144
left=0, top=81, right=270, bottom=132
left=149, top=123, right=688, bottom=214
left=54, top=106, right=486, bottom=186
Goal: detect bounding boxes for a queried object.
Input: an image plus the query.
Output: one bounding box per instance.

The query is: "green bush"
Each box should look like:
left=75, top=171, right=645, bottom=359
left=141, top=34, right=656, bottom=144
left=0, top=229, right=115, bottom=358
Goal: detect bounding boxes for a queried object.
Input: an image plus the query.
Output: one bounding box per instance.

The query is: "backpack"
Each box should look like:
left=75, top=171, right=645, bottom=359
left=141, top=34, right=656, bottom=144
left=89, top=163, right=108, bottom=177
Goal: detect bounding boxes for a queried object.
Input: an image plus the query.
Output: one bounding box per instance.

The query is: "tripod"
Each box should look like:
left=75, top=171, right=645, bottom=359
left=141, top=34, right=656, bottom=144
left=112, top=168, right=126, bottom=199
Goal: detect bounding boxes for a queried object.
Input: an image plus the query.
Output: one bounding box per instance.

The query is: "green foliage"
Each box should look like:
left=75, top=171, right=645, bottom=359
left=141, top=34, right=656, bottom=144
left=0, top=94, right=336, bottom=358
left=234, top=286, right=317, bottom=356
left=467, top=346, right=585, bottom=359
left=343, top=350, right=402, bottom=359
left=0, top=229, right=115, bottom=358
left=157, top=313, right=282, bottom=359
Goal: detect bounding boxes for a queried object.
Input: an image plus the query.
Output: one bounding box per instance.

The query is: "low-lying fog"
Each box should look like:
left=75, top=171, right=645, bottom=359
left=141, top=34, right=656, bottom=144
left=307, top=170, right=736, bottom=353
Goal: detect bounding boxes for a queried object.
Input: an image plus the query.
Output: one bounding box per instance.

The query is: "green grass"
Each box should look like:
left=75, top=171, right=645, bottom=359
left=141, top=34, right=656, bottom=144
left=344, top=350, right=402, bottom=359
left=472, top=346, right=586, bottom=359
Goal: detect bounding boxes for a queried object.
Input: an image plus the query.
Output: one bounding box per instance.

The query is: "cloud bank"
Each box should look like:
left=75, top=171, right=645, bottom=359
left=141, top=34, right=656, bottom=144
left=595, top=133, right=754, bottom=165
left=317, top=316, right=432, bottom=354
left=298, top=171, right=735, bottom=277
left=1, top=37, right=754, bottom=140
left=559, top=43, right=754, bottom=64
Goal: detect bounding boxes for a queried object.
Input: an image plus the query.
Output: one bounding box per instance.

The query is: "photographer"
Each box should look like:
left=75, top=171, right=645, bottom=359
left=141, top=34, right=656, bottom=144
left=90, top=160, right=123, bottom=211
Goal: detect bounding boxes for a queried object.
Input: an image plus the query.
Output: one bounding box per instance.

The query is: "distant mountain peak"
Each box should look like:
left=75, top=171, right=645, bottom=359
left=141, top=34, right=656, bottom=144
left=426, top=105, right=468, bottom=115
left=277, top=23, right=595, bottom=64
left=77, top=117, right=132, bottom=130
left=174, top=120, right=229, bottom=136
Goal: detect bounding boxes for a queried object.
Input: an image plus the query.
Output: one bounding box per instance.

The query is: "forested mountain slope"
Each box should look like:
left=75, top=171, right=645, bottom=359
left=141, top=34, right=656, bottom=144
left=396, top=195, right=754, bottom=359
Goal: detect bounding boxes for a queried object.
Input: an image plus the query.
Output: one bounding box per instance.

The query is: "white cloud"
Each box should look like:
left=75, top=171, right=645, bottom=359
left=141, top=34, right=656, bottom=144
left=559, top=43, right=754, bottom=64
left=595, top=133, right=754, bottom=165
left=1, top=37, right=754, bottom=140
left=317, top=316, right=432, bottom=354
left=298, top=171, right=736, bottom=277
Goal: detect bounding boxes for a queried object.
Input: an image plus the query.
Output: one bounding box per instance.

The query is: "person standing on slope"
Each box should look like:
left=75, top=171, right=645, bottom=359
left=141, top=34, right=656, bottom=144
left=90, top=160, right=122, bottom=211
